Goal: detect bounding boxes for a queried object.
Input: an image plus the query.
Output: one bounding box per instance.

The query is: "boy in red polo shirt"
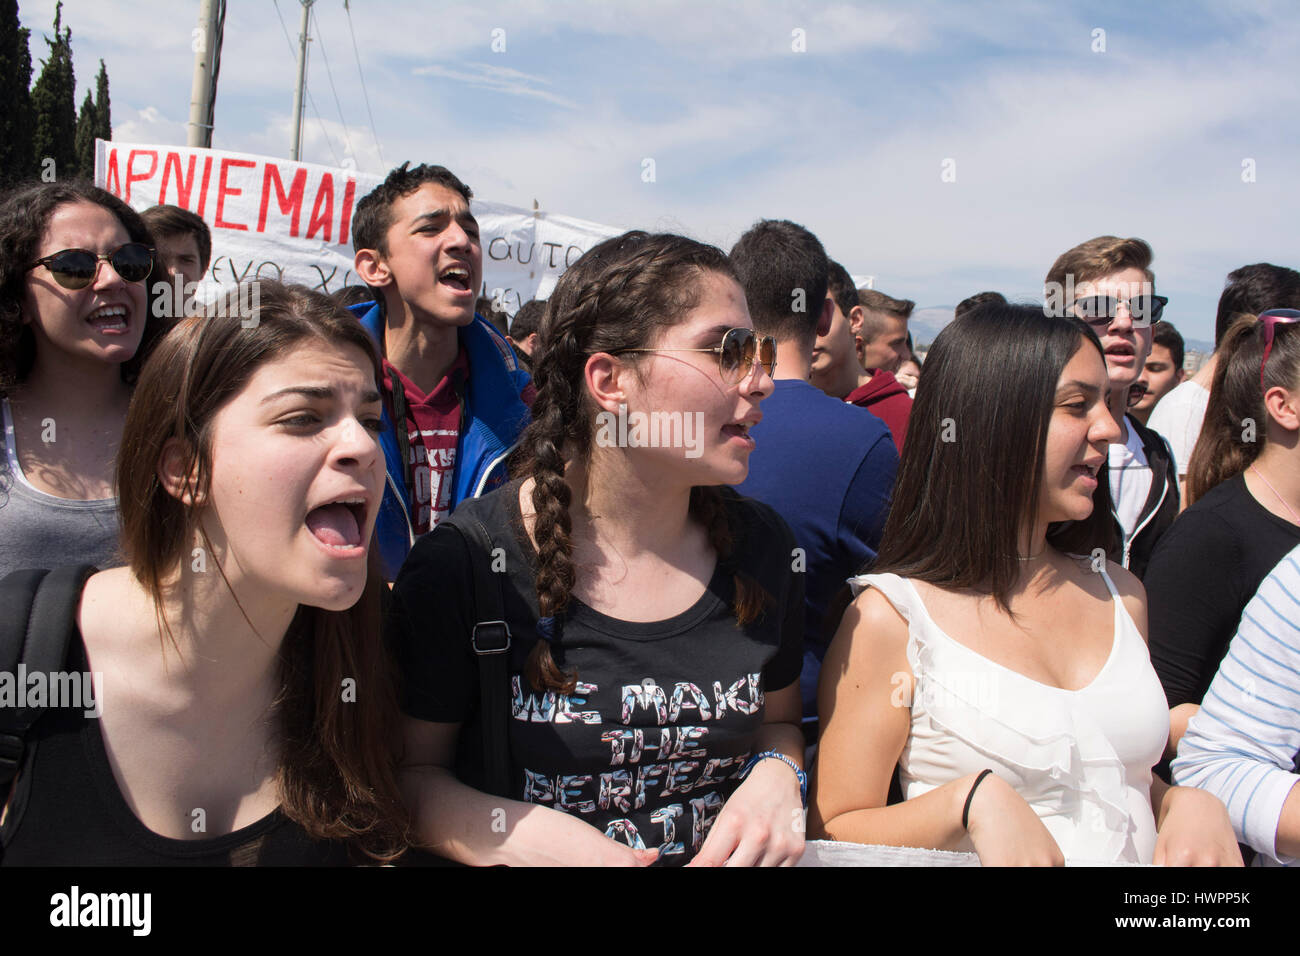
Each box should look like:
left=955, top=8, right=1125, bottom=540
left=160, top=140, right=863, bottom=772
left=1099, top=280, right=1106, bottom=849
left=810, top=261, right=911, bottom=450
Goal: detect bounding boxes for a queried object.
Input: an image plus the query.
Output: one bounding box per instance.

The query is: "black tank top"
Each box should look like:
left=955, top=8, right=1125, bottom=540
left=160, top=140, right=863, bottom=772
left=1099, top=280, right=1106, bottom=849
left=1, top=634, right=353, bottom=866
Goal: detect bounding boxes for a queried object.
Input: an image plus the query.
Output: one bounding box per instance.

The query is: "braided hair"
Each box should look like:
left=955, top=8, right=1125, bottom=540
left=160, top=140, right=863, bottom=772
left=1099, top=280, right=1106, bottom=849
left=512, top=231, right=769, bottom=692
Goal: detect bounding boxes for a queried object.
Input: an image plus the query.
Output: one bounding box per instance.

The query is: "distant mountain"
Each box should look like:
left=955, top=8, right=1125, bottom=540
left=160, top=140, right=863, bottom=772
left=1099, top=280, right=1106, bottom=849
left=907, top=307, right=956, bottom=349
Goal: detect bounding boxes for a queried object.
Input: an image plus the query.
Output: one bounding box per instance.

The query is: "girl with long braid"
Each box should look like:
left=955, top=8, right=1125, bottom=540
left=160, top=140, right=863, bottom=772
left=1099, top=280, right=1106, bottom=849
left=388, top=231, right=807, bottom=865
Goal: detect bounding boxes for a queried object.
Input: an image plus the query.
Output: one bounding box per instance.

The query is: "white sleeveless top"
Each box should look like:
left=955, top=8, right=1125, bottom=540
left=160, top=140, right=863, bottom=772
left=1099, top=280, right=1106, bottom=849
left=848, top=567, right=1168, bottom=864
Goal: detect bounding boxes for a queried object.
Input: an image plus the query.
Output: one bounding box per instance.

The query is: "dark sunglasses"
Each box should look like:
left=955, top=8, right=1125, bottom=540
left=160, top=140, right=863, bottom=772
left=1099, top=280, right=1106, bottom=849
left=27, top=242, right=155, bottom=290
left=614, top=327, right=777, bottom=385
left=1259, top=309, right=1300, bottom=392
left=1071, top=293, right=1168, bottom=328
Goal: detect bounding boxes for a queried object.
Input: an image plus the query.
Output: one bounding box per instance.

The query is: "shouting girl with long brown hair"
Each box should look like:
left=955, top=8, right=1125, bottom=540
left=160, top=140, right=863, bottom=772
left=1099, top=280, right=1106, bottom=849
left=2, top=282, right=408, bottom=865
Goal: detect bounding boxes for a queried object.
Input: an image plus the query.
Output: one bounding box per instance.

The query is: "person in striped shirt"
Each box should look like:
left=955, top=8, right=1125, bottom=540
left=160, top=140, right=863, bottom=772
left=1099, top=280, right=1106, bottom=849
left=1172, top=542, right=1300, bottom=865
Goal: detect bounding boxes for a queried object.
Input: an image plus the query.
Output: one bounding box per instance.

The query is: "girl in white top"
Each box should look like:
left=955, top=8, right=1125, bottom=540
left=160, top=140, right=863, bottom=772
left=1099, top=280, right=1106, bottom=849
left=810, top=303, right=1241, bottom=865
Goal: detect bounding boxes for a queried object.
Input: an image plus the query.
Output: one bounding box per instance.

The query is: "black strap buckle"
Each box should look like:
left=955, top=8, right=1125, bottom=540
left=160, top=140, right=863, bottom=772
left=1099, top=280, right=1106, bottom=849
left=472, top=621, right=511, bottom=655
left=0, top=732, right=24, bottom=773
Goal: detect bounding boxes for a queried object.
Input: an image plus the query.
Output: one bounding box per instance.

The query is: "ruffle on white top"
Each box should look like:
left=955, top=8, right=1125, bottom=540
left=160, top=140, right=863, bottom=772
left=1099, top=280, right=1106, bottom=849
left=847, top=569, right=1168, bottom=864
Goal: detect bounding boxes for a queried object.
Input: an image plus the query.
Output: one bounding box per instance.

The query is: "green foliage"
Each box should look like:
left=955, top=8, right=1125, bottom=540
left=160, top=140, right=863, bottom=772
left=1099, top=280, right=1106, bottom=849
left=0, top=0, right=35, bottom=186
left=30, top=1, right=77, bottom=180
left=6, top=3, right=113, bottom=184
left=94, top=58, right=110, bottom=140
left=74, top=87, right=95, bottom=179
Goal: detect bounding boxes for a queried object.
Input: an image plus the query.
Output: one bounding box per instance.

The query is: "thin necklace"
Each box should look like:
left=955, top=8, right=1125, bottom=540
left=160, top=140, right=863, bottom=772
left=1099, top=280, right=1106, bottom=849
left=1016, top=547, right=1046, bottom=561
left=1250, top=464, right=1300, bottom=525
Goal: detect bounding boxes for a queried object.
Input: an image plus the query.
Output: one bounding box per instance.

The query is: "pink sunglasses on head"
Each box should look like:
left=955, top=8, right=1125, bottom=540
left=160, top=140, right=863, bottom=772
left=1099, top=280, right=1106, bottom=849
left=1259, top=309, right=1300, bottom=393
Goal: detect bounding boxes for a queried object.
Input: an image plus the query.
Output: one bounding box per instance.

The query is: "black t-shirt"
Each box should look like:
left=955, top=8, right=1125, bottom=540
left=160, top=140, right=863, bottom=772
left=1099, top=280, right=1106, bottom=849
left=387, top=481, right=804, bottom=864
left=1, top=632, right=354, bottom=866
left=1147, top=472, right=1300, bottom=708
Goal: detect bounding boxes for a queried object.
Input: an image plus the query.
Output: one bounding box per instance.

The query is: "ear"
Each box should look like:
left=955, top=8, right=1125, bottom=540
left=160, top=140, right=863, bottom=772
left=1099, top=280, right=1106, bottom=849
left=353, top=248, right=391, bottom=287
left=1264, top=387, right=1300, bottom=432
left=584, top=352, right=630, bottom=415
left=157, top=437, right=204, bottom=506
left=816, top=295, right=834, bottom=338
left=848, top=305, right=865, bottom=336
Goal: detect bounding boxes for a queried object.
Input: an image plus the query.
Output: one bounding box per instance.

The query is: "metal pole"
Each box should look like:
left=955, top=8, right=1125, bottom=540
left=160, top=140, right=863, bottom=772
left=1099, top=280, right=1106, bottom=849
left=186, top=0, right=220, bottom=147
left=290, top=0, right=315, bottom=161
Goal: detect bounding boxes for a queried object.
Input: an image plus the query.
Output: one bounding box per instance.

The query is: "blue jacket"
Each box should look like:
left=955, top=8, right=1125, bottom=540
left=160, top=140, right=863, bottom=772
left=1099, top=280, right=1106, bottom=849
left=351, top=302, right=533, bottom=579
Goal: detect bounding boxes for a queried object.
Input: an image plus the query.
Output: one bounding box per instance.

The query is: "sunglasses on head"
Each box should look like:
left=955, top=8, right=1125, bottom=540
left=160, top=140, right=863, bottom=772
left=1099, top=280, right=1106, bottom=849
left=27, top=242, right=155, bottom=290
left=614, top=327, right=777, bottom=385
left=1259, top=309, right=1300, bottom=393
left=1071, top=293, right=1168, bottom=328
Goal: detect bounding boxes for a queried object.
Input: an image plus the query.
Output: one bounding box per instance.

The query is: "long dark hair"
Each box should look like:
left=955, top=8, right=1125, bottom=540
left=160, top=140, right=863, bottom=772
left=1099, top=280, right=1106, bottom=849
left=1188, top=313, right=1300, bottom=504
left=873, top=303, right=1113, bottom=613
left=115, top=280, right=407, bottom=862
left=0, top=180, right=167, bottom=395
left=511, top=231, right=767, bottom=693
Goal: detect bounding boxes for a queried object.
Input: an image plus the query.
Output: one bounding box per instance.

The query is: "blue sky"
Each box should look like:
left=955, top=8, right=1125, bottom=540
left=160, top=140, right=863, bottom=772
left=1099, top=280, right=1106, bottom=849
left=18, top=0, right=1300, bottom=345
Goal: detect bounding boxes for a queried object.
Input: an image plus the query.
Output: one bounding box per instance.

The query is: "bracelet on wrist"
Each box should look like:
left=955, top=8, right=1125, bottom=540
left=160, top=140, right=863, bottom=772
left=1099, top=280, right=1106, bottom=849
left=962, top=769, right=995, bottom=831
left=739, top=750, right=808, bottom=808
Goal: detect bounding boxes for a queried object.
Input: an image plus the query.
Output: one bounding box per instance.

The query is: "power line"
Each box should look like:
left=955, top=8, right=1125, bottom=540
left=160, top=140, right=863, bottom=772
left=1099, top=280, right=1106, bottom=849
left=271, top=0, right=341, bottom=166
left=310, top=5, right=358, bottom=166
left=343, top=0, right=386, bottom=168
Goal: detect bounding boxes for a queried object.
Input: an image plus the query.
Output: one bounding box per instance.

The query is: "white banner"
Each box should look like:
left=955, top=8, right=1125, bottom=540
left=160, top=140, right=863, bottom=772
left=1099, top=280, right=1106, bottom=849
left=94, top=140, right=624, bottom=314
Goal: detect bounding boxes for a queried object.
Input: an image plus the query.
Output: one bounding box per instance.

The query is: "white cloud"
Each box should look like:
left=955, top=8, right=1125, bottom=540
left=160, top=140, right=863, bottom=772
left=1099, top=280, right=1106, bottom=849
left=112, top=105, right=186, bottom=147
left=412, top=62, right=576, bottom=109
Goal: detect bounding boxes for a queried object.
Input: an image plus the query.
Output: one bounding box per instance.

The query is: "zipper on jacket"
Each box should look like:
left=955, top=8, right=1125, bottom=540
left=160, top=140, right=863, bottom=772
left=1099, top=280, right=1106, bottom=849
left=386, top=470, right=416, bottom=546
left=472, top=442, right=520, bottom=498
left=1113, top=478, right=1170, bottom=569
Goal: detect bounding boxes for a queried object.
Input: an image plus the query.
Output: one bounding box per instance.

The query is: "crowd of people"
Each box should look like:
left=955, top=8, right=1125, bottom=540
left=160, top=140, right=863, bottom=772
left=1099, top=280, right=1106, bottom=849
left=1, top=160, right=1297, bottom=868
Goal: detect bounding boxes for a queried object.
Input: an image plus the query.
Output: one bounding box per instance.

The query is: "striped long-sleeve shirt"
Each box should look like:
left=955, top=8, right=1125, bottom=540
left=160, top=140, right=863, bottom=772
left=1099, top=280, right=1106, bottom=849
left=1172, top=545, right=1300, bottom=866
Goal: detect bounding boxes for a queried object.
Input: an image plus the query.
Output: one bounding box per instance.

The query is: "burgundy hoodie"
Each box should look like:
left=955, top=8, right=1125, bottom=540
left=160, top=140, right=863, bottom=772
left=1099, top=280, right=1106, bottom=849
left=845, top=369, right=912, bottom=451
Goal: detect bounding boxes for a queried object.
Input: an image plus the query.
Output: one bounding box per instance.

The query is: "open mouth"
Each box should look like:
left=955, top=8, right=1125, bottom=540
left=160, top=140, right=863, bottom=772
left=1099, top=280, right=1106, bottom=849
left=722, top=417, right=759, bottom=442
left=305, top=496, right=368, bottom=550
left=438, top=265, right=472, bottom=293
left=1072, top=462, right=1101, bottom=480
left=87, top=304, right=129, bottom=332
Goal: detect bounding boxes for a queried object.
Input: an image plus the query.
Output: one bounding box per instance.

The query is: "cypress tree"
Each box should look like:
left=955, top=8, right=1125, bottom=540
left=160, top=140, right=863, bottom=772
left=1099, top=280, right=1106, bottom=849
left=29, top=1, right=76, bottom=181
left=93, top=59, right=110, bottom=141
left=0, top=0, right=35, bottom=186
left=74, top=87, right=95, bottom=179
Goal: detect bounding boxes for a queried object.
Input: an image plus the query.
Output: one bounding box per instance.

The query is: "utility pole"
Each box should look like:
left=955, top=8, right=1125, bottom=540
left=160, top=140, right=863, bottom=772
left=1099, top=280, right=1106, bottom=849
left=290, top=0, right=316, bottom=161
left=187, top=0, right=224, bottom=147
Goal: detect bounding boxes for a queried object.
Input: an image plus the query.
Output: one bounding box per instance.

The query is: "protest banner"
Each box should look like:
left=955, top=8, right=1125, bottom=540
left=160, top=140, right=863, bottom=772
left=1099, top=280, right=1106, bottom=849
left=94, top=140, right=623, bottom=315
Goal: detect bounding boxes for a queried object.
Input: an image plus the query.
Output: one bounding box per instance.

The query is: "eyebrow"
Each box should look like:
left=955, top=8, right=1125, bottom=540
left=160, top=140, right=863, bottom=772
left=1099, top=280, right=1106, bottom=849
left=410, top=208, right=478, bottom=229
left=697, top=324, right=733, bottom=341
left=1055, top=380, right=1102, bottom=397
left=261, top=386, right=383, bottom=405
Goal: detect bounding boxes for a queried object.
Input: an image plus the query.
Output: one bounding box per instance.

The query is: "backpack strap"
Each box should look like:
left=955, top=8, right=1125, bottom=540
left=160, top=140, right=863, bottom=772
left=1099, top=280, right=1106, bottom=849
left=0, top=565, right=97, bottom=795
left=447, top=518, right=512, bottom=799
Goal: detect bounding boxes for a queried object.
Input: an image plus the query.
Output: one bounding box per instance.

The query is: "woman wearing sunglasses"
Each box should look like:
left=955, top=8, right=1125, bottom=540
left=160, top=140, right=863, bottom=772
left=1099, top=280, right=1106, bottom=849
left=1146, top=310, right=1300, bottom=759
left=810, top=304, right=1240, bottom=865
left=388, top=231, right=809, bottom=866
left=0, top=181, right=167, bottom=578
